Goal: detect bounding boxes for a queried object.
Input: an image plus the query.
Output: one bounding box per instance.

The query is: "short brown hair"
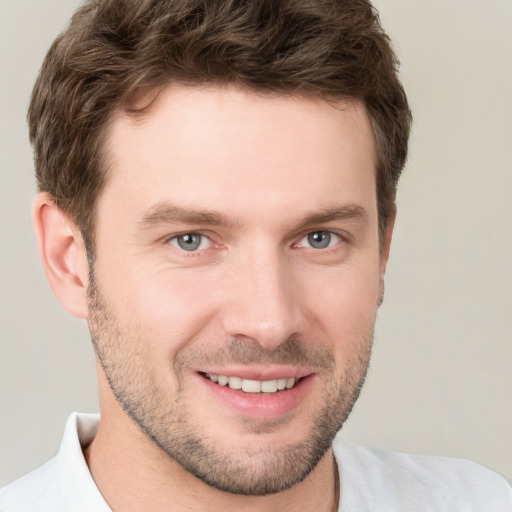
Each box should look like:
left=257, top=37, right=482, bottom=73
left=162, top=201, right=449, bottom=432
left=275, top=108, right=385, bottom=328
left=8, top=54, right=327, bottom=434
left=29, top=0, right=411, bottom=249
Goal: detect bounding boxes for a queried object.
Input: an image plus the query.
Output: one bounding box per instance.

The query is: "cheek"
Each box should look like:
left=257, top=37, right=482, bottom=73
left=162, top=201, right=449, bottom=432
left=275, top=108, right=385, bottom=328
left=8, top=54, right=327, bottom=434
left=311, top=260, right=381, bottom=318
left=108, top=268, right=224, bottom=354
left=306, top=264, right=380, bottom=356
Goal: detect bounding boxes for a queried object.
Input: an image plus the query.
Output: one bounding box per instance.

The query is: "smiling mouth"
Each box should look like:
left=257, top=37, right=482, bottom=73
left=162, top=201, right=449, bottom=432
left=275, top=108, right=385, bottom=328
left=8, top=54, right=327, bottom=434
left=202, top=373, right=302, bottom=394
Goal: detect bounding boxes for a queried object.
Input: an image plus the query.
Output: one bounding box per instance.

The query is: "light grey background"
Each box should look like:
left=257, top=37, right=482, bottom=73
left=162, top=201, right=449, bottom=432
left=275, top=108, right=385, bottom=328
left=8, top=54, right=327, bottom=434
left=1, top=0, right=511, bottom=486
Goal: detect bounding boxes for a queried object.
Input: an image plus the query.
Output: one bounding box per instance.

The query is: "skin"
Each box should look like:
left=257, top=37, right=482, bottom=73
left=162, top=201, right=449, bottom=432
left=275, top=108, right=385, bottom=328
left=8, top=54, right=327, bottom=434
left=33, top=85, right=394, bottom=512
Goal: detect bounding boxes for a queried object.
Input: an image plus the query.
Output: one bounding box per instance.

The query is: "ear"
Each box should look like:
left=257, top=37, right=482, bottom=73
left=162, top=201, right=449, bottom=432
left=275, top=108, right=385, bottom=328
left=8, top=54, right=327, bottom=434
left=32, top=192, right=90, bottom=319
left=377, top=204, right=396, bottom=307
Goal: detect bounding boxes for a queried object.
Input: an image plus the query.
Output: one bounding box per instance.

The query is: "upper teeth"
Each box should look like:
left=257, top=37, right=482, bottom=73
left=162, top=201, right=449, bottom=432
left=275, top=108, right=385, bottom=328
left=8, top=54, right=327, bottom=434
left=205, top=374, right=298, bottom=393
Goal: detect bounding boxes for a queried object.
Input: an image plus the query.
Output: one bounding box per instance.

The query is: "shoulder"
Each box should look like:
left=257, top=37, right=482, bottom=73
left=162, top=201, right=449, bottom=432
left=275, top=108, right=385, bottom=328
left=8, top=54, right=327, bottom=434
left=333, top=438, right=512, bottom=511
left=0, top=457, right=62, bottom=512
left=0, top=412, right=109, bottom=512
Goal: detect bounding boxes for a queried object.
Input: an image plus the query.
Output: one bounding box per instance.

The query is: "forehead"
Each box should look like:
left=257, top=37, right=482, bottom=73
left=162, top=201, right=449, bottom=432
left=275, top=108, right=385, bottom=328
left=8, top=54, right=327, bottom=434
left=101, top=85, right=377, bottom=227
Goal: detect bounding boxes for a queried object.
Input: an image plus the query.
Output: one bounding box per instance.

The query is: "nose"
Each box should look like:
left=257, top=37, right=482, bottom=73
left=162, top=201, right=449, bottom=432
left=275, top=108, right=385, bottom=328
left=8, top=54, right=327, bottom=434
left=220, top=246, right=302, bottom=351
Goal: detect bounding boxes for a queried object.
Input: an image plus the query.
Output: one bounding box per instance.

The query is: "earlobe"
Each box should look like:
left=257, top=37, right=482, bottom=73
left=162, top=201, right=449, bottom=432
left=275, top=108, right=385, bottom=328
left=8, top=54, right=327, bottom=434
left=32, top=192, right=90, bottom=319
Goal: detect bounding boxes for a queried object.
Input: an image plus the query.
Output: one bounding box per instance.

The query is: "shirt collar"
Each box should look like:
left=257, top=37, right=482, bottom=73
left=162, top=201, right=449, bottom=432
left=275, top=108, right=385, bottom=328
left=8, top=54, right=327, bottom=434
left=55, top=412, right=111, bottom=511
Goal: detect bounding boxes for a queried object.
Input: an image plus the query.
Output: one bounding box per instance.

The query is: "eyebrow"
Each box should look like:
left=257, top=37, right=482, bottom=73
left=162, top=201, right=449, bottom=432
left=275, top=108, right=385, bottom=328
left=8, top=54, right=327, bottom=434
left=138, top=201, right=368, bottom=231
left=138, top=202, right=241, bottom=229
left=296, top=204, right=368, bottom=230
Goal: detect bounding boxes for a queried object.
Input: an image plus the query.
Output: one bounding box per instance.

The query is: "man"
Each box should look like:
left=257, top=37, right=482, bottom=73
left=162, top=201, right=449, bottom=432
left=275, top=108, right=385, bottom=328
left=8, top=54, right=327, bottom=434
left=1, top=0, right=510, bottom=510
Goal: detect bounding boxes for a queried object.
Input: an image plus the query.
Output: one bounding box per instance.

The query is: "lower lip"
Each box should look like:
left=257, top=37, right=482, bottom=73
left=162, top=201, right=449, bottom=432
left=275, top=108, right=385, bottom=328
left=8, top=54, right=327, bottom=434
left=197, top=373, right=314, bottom=419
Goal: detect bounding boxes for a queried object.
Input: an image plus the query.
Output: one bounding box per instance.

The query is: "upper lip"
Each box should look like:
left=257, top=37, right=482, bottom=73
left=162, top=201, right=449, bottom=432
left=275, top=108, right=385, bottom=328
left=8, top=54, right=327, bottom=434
left=197, top=366, right=315, bottom=381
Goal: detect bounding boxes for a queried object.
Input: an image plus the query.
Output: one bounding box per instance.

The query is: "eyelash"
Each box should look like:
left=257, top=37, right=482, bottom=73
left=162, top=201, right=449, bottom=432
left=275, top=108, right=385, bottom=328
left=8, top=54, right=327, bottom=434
left=294, top=231, right=342, bottom=251
left=167, top=232, right=213, bottom=253
left=166, top=230, right=345, bottom=255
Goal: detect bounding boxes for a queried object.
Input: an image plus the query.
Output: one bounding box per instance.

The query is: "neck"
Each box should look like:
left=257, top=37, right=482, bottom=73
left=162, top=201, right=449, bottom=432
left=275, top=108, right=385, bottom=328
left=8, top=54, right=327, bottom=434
left=84, top=408, right=339, bottom=512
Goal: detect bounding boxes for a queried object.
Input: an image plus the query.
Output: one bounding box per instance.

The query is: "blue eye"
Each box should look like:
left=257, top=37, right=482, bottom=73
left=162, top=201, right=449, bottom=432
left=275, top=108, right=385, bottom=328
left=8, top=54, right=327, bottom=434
left=169, top=233, right=210, bottom=252
left=301, top=231, right=340, bottom=249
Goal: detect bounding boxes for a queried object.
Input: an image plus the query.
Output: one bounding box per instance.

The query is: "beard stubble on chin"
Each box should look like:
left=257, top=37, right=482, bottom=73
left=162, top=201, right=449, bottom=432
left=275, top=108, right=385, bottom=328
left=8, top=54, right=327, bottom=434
left=86, top=275, right=374, bottom=496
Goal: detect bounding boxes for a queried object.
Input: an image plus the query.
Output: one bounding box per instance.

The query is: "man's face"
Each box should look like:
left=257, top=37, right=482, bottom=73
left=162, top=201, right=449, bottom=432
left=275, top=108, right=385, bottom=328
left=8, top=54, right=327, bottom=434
left=88, top=85, right=388, bottom=495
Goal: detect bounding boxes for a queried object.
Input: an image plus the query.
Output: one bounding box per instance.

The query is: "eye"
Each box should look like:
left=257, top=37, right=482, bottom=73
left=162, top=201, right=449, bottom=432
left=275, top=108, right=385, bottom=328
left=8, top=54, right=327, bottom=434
left=169, top=232, right=211, bottom=252
left=298, top=231, right=341, bottom=250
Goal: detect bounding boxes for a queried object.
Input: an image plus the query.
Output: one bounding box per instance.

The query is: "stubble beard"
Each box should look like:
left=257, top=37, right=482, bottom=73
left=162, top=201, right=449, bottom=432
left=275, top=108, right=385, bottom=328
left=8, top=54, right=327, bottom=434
left=87, top=277, right=374, bottom=496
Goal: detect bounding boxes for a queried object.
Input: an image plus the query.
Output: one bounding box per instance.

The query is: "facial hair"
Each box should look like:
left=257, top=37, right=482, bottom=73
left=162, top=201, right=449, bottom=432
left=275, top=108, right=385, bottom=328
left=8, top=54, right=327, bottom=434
left=87, top=276, right=373, bottom=496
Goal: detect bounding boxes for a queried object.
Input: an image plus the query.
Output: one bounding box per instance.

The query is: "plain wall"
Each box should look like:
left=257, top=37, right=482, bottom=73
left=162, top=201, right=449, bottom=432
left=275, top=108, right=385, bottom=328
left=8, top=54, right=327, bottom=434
left=1, top=0, right=511, bottom=486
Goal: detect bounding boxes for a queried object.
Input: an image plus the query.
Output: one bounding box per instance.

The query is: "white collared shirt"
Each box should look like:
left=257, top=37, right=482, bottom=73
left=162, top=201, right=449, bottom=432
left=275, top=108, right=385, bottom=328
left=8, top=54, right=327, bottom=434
left=1, top=413, right=110, bottom=512
left=1, top=412, right=511, bottom=511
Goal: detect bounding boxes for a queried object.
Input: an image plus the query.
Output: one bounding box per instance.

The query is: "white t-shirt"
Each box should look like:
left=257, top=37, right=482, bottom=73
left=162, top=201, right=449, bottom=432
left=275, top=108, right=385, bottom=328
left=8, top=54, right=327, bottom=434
left=1, top=412, right=511, bottom=511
